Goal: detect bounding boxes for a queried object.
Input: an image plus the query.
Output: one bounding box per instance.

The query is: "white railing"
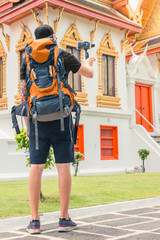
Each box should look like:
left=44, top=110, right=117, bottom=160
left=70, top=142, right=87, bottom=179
left=135, top=109, right=160, bottom=136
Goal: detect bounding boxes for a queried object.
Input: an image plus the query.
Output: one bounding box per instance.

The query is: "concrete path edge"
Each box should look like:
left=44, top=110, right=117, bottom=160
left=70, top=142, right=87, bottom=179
left=1, top=197, right=160, bottom=232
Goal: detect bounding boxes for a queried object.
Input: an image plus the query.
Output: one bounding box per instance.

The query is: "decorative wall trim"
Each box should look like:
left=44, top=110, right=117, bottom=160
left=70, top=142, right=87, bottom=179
left=14, top=22, right=32, bottom=105
left=97, top=31, right=121, bottom=109
left=60, top=20, right=88, bottom=106
left=0, top=40, right=7, bottom=110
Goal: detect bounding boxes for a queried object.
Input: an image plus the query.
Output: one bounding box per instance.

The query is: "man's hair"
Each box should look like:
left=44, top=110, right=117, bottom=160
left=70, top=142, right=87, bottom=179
left=34, top=24, right=54, bottom=39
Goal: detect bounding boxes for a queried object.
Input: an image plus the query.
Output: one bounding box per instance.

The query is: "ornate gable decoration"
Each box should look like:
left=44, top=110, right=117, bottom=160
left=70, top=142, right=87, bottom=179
left=60, top=20, right=82, bottom=49
left=127, top=47, right=157, bottom=79
left=16, top=22, right=32, bottom=51
left=97, top=31, right=116, bottom=56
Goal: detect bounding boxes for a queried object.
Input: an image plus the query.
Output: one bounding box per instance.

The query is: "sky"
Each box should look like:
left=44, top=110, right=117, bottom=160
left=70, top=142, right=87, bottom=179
left=129, top=0, right=140, bottom=12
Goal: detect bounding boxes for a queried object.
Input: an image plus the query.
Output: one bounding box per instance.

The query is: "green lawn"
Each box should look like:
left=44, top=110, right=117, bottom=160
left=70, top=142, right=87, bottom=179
left=0, top=173, right=160, bottom=218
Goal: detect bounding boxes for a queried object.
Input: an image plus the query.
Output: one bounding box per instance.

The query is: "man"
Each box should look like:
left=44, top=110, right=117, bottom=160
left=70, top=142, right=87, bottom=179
left=20, top=24, right=94, bottom=234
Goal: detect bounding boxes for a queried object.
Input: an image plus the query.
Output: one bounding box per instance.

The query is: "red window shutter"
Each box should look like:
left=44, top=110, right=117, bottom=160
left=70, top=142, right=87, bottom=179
left=74, top=124, right=84, bottom=160
left=100, top=125, right=119, bottom=160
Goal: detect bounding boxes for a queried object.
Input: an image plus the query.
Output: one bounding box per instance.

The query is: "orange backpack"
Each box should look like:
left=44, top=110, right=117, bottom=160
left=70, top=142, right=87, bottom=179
left=25, top=38, right=76, bottom=149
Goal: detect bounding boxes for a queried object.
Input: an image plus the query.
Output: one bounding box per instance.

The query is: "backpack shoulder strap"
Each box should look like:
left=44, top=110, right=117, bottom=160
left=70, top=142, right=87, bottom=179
left=58, top=48, right=64, bottom=56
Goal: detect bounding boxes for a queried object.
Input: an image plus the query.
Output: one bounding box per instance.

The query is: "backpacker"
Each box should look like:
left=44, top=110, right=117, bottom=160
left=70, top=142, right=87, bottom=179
left=25, top=38, right=76, bottom=124
left=11, top=37, right=81, bottom=149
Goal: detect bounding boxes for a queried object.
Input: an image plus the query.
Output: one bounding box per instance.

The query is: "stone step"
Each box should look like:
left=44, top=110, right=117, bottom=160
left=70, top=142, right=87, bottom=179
left=151, top=135, right=160, bottom=144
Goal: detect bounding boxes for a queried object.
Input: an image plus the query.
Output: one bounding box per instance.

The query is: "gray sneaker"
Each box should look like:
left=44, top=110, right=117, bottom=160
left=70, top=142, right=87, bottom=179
left=58, top=217, right=77, bottom=232
left=26, top=220, right=41, bottom=234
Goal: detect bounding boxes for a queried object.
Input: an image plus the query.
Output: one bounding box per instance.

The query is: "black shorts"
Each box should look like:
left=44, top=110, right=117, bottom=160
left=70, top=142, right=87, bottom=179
left=29, top=115, right=74, bottom=164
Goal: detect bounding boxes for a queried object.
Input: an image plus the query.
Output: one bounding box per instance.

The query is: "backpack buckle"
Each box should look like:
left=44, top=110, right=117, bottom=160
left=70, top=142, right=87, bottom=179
left=31, top=68, right=37, bottom=80
left=49, top=65, right=53, bottom=77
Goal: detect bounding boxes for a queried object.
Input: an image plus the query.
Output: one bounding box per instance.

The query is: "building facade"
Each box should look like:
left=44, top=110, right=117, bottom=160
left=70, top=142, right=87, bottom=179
left=0, top=0, right=160, bottom=180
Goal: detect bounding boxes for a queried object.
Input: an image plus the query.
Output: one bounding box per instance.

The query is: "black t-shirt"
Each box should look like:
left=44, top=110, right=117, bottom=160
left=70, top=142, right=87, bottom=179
left=20, top=50, right=81, bottom=81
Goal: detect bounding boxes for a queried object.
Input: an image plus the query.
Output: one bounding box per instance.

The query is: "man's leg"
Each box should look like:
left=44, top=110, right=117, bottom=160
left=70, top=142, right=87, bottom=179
left=56, top=163, right=71, bottom=220
left=28, top=164, right=45, bottom=221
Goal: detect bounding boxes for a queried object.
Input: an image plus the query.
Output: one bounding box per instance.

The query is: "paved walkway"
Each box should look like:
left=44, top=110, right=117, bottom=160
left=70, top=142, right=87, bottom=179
left=1, top=198, right=160, bottom=240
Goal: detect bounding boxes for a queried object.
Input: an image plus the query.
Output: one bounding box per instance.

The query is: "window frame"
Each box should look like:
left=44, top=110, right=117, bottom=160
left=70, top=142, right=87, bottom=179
left=15, top=22, right=32, bottom=105
left=102, top=54, right=115, bottom=97
left=60, top=21, right=88, bottom=106
left=100, top=125, right=119, bottom=160
left=0, top=57, right=3, bottom=98
left=97, top=32, right=121, bottom=109
left=66, top=46, right=82, bottom=92
left=0, top=40, right=7, bottom=110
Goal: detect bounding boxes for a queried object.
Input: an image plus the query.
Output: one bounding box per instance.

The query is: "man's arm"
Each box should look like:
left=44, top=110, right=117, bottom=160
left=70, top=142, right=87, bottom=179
left=20, top=58, right=29, bottom=137
left=19, top=80, right=29, bottom=138
left=20, top=57, right=28, bottom=103
left=60, top=51, right=94, bottom=78
left=78, top=57, right=94, bottom=78
left=20, top=80, right=28, bottom=104
left=20, top=79, right=29, bottom=137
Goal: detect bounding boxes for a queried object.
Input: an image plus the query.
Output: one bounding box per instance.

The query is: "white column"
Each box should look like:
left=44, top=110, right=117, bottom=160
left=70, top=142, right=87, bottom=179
left=127, top=75, right=136, bottom=128
left=153, top=81, right=160, bottom=132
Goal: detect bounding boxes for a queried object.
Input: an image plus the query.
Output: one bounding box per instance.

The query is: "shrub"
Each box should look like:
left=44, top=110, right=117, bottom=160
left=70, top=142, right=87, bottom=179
left=15, top=129, right=55, bottom=169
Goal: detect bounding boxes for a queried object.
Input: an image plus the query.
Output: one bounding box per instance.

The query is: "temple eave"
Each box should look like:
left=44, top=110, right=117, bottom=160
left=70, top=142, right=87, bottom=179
left=0, top=0, right=142, bottom=33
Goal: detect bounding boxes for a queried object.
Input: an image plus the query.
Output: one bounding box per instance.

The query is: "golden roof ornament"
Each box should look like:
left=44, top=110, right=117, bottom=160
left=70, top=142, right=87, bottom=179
left=131, top=9, right=143, bottom=25
left=31, top=8, right=43, bottom=26
left=17, top=22, right=32, bottom=45
left=90, top=19, right=99, bottom=44
left=0, top=24, right=10, bottom=52
left=54, top=8, right=64, bottom=35
left=121, top=30, right=138, bottom=56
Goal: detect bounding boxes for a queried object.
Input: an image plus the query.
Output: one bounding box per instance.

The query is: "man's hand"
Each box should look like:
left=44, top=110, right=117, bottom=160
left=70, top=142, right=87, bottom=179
left=84, top=57, right=95, bottom=67
left=78, top=57, right=95, bottom=78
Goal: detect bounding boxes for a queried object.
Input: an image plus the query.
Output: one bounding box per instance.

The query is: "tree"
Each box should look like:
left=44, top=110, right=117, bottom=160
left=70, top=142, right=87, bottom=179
left=72, top=152, right=84, bottom=176
left=138, top=149, right=150, bottom=173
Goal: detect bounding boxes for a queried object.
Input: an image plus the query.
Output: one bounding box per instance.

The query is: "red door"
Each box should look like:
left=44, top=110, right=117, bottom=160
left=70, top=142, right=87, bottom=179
left=135, top=83, right=153, bottom=132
